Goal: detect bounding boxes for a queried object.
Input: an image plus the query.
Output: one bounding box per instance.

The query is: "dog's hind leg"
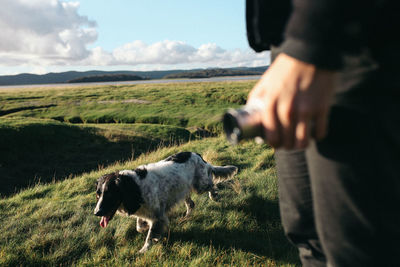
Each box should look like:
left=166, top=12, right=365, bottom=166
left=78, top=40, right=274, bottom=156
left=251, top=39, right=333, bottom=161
left=184, top=196, right=195, bottom=217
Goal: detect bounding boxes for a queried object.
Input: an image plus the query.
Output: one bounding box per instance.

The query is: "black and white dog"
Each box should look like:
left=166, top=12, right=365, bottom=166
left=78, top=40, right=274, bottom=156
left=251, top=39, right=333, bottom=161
left=94, top=152, right=238, bottom=253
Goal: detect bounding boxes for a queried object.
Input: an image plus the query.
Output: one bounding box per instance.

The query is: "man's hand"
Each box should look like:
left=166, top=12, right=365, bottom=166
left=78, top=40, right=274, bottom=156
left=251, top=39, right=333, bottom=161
left=247, top=53, right=337, bottom=149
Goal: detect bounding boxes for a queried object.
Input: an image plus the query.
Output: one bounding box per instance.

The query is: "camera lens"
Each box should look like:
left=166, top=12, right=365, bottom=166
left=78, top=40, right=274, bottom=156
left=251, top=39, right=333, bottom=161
left=223, top=107, right=264, bottom=145
left=223, top=109, right=243, bottom=145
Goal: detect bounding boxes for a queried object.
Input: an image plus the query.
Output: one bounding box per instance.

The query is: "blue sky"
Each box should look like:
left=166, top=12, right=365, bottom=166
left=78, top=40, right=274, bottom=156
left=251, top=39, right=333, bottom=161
left=0, top=0, right=269, bottom=75
left=78, top=0, right=248, bottom=50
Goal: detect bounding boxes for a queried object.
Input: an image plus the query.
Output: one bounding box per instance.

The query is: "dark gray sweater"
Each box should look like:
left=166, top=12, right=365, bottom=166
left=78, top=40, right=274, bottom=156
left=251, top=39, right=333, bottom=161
left=246, top=0, right=399, bottom=70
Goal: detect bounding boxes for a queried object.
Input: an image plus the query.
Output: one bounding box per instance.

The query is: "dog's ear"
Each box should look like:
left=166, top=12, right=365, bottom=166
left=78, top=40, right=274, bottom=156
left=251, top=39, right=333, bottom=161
left=95, top=175, right=104, bottom=192
left=96, top=174, right=108, bottom=188
left=116, top=175, right=144, bottom=215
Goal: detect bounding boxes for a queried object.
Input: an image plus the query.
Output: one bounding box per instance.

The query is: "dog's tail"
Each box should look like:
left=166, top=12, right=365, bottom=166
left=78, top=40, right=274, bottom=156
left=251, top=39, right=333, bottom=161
left=211, top=165, right=238, bottom=179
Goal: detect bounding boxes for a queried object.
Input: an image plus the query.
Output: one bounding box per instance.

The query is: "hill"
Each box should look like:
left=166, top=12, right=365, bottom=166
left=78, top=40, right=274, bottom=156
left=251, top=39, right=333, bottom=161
left=163, top=68, right=264, bottom=79
left=0, top=66, right=268, bottom=86
left=67, top=74, right=145, bottom=83
left=0, top=117, right=191, bottom=197
left=0, top=136, right=298, bottom=266
left=0, top=70, right=175, bottom=86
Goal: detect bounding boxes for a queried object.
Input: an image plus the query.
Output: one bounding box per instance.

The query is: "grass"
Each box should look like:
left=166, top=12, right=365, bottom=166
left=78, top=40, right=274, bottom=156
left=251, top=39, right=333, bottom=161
left=0, top=81, right=300, bottom=266
left=0, top=82, right=250, bottom=131
left=0, top=137, right=298, bottom=266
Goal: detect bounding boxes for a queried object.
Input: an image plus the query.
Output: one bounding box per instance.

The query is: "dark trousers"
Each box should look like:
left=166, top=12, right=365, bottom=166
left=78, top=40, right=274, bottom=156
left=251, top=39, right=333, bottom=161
left=276, top=101, right=400, bottom=266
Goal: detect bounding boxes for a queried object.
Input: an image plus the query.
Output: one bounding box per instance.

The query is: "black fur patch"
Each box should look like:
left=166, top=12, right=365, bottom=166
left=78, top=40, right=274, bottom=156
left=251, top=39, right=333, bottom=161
left=95, top=172, right=122, bottom=218
left=165, top=152, right=192, bottom=163
left=117, top=175, right=144, bottom=215
left=134, top=167, right=147, bottom=180
left=97, top=172, right=114, bottom=187
left=192, top=169, right=202, bottom=194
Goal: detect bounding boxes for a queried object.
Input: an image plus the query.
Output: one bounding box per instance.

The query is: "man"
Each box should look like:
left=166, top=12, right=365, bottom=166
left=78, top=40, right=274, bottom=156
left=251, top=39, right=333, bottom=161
left=246, top=0, right=400, bottom=266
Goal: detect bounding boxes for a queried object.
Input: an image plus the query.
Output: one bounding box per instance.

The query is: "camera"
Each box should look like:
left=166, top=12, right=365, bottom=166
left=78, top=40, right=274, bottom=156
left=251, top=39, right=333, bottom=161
left=223, top=101, right=265, bottom=145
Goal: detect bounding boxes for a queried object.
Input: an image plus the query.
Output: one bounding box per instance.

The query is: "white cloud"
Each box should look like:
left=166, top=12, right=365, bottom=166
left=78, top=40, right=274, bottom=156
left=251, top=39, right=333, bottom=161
left=111, top=40, right=196, bottom=65
left=0, top=0, right=97, bottom=65
left=85, top=40, right=269, bottom=69
left=0, top=0, right=269, bottom=72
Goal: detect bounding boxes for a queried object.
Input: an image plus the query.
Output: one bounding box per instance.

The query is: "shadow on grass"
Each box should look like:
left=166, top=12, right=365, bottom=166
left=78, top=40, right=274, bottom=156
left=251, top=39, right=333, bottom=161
left=169, top=195, right=299, bottom=265
left=0, top=122, right=187, bottom=197
left=170, top=227, right=297, bottom=264
left=0, top=104, right=56, bottom=116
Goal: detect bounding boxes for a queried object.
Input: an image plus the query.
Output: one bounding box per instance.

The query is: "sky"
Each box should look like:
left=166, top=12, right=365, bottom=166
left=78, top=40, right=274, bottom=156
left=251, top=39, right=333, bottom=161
left=0, top=0, right=270, bottom=75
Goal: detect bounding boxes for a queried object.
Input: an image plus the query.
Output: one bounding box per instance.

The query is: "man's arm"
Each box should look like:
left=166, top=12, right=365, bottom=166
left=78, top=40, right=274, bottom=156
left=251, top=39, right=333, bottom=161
left=247, top=53, right=337, bottom=149
left=246, top=0, right=370, bottom=149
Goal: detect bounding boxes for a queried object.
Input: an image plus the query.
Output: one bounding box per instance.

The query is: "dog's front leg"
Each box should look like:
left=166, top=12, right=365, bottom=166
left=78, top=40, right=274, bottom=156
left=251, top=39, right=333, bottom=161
left=136, top=217, right=149, bottom=233
left=138, top=213, right=169, bottom=253
left=139, top=223, right=153, bottom=253
left=150, top=214, right=169, bottom=242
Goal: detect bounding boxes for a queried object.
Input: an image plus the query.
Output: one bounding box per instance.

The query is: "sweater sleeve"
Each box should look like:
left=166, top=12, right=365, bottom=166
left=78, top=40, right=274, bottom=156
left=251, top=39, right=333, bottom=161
left=280, top=0, right=364, bottom=70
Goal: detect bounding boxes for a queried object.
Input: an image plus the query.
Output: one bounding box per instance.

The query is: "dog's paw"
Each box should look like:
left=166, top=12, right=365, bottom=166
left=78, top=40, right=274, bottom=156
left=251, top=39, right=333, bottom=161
left=138, top=244, right=150, bottom=254
left=152, top=236, right=163, bottom=243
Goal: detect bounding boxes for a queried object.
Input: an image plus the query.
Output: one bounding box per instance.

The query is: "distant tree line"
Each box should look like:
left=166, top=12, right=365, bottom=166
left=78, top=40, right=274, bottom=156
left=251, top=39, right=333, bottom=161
left=163, top=69, right=263, bottom=79
left=67, top=74, right=145, bottom=83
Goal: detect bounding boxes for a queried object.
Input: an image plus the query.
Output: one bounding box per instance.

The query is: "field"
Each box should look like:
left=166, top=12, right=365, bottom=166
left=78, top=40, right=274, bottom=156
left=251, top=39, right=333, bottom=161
left=0, top=81, right=299, bottom=266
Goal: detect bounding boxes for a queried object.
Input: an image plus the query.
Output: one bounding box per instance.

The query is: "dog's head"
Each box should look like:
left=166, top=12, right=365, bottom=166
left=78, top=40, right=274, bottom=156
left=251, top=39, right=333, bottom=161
left=94, top=172, right=143, bottom=228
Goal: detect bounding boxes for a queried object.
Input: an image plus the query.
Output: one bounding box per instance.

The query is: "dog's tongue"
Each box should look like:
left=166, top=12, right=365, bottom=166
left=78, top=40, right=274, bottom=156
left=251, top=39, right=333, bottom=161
left=100, top=216, right=109, bottom=228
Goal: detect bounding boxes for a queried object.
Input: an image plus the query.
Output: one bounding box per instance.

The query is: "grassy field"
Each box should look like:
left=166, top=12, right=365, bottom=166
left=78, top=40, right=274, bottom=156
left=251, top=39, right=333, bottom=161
left=0, top=82, right=249, bottom=130
left=0, top=81, right=299, bottom=266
